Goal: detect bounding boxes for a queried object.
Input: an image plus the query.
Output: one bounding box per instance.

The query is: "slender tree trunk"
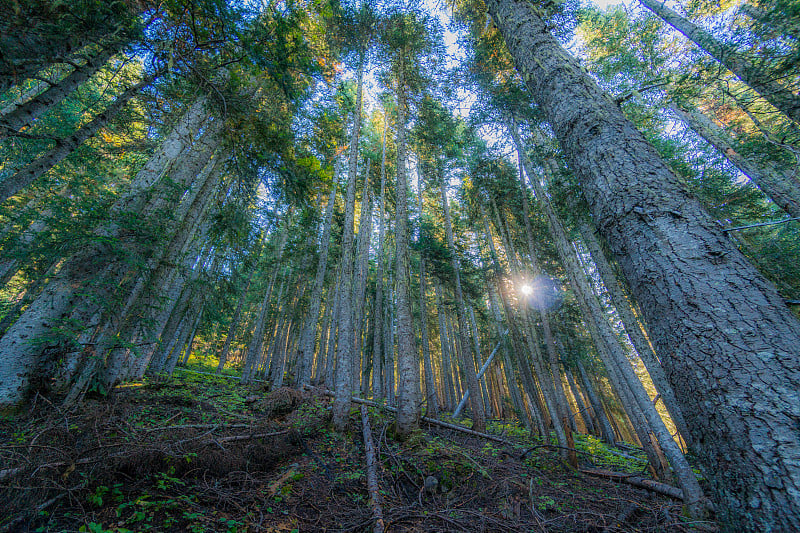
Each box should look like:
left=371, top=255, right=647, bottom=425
left=487, top=200, right=568, bottom=450
left=385, top=279, right=396, bottom=406
left=440, top=179, right=485, bottom=432
left=510, top=118, right=704, bottom=509
left=242, top=225, right=289, bottom=385
left=353, top=163, right=373, bottom=392
left=434, top=279, right=455, bottom=411
left=670, top=102, right=800, bottom=218
left=487, top=4, right=800, bottom=520
left=0, top=41, right=123, bottom=138
left=0, top=75, right=155, bottom=203
left=577, top=218, right=692, bottom=446
left=638, top=0, right=800, bottom=123
left=565, top=367, right=595, bottom=435
left=372, top=117, right=388, bottom=399
left=297, top=181, right=338, bottom=384
left=218, top=264, right=257, bottom=374
left=417, top=169, right=439, bottom=418
left=333, top=50, right=365, bottom=430
left=325, top=274, right=343, bottom=388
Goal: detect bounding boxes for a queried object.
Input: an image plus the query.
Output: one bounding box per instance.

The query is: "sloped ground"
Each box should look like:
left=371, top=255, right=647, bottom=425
left=0, top=368, right=717, bottom=532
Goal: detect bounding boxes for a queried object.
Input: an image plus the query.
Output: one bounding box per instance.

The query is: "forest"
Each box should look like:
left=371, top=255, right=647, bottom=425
left=0, top=0, right=799, bottom=531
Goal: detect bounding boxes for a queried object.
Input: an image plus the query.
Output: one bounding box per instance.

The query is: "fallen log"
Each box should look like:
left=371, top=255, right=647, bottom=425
left=0, top=430, right=289, bottom=482
left=307, top=388, right=517, bottom=447
left=580, top=467, right=714, bottom=513
left=361, top=405, right=386, bottom=533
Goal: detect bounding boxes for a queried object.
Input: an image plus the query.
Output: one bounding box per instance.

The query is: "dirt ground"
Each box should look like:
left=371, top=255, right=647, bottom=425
left=0, top=372, right=717, bottom=532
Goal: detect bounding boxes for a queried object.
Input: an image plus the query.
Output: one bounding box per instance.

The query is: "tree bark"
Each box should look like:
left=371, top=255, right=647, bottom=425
left=393, top=55, right=421, bottom=436
left=333, top=51, right=365, bottom=430
left=487, top=0, right=800, bottom=526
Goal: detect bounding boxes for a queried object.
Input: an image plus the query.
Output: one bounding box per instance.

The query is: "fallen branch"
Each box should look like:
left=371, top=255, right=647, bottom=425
left=580, top=467, right=714, bottom=513
left=337, top=393, right=516, bottom=447
left=144, top=423, right=252, bottom=432
left=361, top=405, right=385, bottom=533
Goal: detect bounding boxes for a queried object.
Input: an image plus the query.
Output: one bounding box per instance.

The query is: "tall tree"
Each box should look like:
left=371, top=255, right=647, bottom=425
left=481, top=0, right=800, bottom=527
left=638, top=0, right=800, bottom=124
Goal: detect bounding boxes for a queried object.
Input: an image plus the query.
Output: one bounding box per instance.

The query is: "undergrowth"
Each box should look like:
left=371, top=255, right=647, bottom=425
left=0, top=368, right=716, bottom=532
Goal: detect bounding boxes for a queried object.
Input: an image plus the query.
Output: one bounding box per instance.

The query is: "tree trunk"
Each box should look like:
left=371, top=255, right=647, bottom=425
left=333, top=50, right=365, bottom=430
left=0, top=99, right=215, bottom=409
left=218, top=260, right=258, bottom=374
left=639, top=0, right=800, bottom=124
left=565, top=367, right=596, bottom=435
left=372, top=116, right=388, bottom=399
left=433, top=279, right=456, bottom=411
left=297, top=181, right=338, bottom=384
left=0, top=75, right=155, bottom=203
left=0, top=41, right=122, bottom=138
left=393, top=55, right=421, bottom=437
left=242, top=225, right=289, bottom=385
left=510, top=118, right=704, bottom=511
left=487, top=0, right=800, bottom=525
left=441, top=179, right=485, bottom=432
left=353, top=163, right=373, bottom=392
left=417, top=169, right=439, bottom=418
left=577, top=218, right=692, bottom=447
left=670, top=102, right=800, bottom=218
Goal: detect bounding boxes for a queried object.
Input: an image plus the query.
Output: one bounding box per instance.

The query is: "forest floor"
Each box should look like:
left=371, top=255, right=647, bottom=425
left=0, top=365, right=718, bottom=533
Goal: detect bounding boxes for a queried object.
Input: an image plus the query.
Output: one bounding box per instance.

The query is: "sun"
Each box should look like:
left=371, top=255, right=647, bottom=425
left=520, top=284, right=533, bottom=295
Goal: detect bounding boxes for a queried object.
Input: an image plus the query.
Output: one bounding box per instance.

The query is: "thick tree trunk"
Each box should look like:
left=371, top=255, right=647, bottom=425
left=0, top=75, right=154, bottom=203
left=488, top=0, right=800, bottom=526
left=297, top=182, right=338, bottom=384
left=333, top=52, right=365, bottom=430
left=639, top=0, right=800, bottom=124
left=393, top=57, right=421, bottom=436
left=670, top=103, right=800, bottom=218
